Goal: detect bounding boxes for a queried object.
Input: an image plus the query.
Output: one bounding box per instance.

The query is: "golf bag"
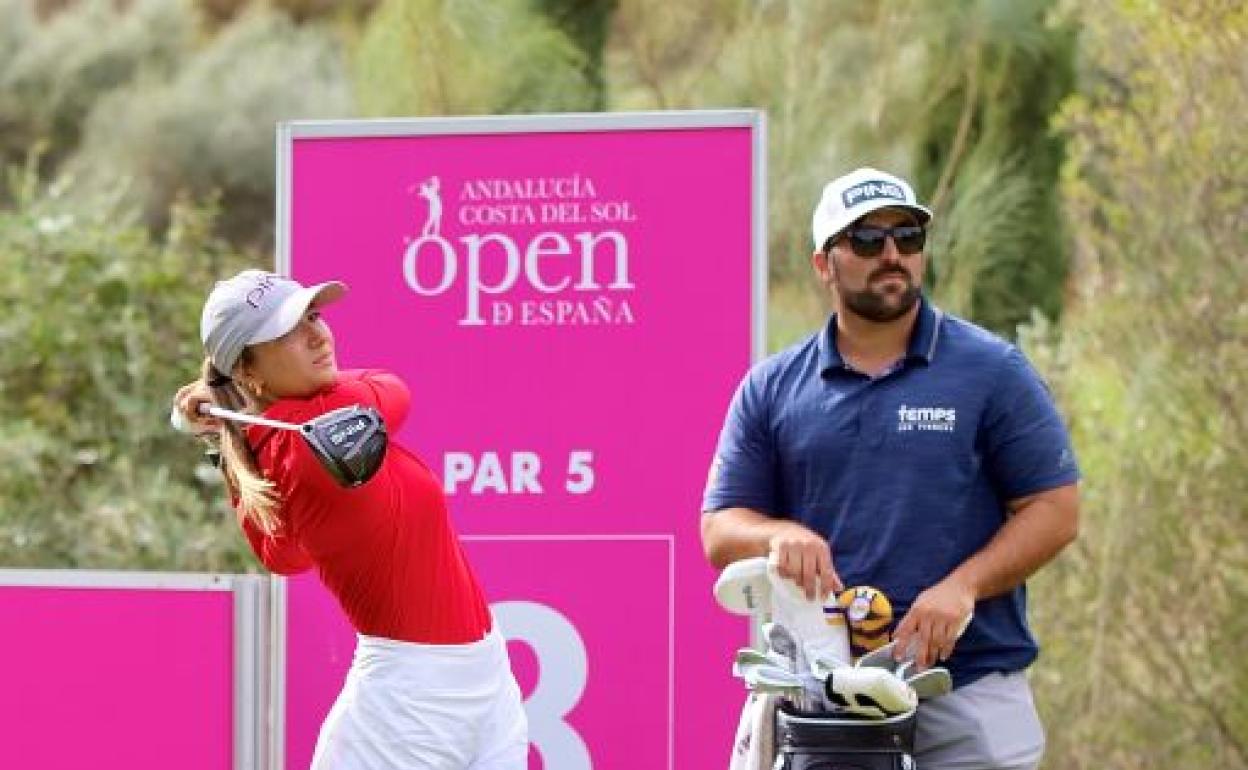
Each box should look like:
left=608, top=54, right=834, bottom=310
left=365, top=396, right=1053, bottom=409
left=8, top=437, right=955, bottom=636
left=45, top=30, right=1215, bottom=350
left=774, top=700, right=918, bottom=770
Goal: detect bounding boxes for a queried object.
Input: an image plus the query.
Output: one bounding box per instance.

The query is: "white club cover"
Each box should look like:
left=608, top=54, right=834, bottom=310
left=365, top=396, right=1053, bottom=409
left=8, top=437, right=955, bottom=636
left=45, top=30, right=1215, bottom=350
left=824, top=666, right=918, bottom=719
left=765, top=560, right=852, bottom=671
left=714, top=556, right=772, bottom=616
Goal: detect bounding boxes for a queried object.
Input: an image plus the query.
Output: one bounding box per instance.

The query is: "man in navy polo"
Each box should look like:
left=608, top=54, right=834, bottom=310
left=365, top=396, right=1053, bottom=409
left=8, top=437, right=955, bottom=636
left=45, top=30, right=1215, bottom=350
left=701, top=167, right=1079, bottom=770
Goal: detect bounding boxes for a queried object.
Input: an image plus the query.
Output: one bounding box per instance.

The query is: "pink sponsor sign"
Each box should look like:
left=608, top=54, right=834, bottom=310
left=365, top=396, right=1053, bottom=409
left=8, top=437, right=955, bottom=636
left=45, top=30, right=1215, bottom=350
left=280, top=112, right=764, bottom=770
left=0, top=574, right=235, bottom=770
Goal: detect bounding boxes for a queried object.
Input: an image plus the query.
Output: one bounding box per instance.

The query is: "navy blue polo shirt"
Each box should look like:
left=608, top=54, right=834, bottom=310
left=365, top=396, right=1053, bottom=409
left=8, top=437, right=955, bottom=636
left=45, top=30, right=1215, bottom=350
left=703, top=298, right=1079, bottom=687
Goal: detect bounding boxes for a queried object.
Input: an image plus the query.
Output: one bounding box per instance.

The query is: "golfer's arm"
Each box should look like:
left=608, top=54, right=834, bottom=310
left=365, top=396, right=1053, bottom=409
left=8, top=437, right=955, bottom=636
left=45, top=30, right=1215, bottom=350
left=946, top=483, right=1079, bottom=600
left=237, top=509, right=314, bottom=576
left=701, top=507, right=797, bottom=569
left=340, top=370, right=410, bottom=430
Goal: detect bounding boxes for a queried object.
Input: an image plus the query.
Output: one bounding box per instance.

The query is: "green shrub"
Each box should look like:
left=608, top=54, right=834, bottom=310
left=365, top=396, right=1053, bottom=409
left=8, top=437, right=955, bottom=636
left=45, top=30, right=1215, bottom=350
left=67, top=6, right=354, bottom=247
left=0, top=169, right=255, bottom=570
left=0, top=0, right=192, bottom=174
left=355, top=0, right=596, bottom=117
left=1027, top=2, right=1248, bottom=767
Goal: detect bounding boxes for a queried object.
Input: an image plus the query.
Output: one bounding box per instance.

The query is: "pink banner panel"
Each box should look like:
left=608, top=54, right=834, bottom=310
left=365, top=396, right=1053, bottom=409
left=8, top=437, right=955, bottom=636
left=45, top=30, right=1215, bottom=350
left=284, top=116, right=758, bottom=770
left=0, top=584, right=234, bottom=769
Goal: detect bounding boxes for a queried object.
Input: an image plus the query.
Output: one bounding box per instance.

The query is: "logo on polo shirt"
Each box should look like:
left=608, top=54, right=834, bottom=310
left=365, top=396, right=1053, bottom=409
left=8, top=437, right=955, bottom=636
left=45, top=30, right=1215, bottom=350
left=842, top=180, right=906, bottom=209
left=896, top=404, right=957, bottom=433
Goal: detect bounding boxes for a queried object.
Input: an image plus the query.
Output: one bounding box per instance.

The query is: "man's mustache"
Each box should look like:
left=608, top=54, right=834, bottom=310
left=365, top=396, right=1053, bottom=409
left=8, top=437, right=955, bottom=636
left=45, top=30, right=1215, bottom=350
left=870, top=267, right=911, bottom=282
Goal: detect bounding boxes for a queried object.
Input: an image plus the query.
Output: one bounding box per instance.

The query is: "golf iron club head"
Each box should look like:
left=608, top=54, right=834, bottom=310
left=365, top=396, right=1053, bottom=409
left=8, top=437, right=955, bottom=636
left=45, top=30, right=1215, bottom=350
left=762, top=622, right=798, bottom=661
left=855, top=640, right=903, bottom=673
left=201, top=403, right=388, bottom=488
left=855, top=612, right=973, bottom=672
left=735, top=661, right=804, bottom=699
left=735, top=647, right=797, bottom=673
left=905, top=666, right=953, bottom=700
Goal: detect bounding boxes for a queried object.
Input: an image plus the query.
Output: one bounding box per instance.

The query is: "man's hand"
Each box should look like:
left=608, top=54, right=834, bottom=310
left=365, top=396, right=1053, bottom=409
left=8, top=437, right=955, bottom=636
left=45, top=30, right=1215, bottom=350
left=767, top=521, right=843, bottom=601
left=891, top=574, right=975, bottom=671
left=172, top=380, right=222, bottom=435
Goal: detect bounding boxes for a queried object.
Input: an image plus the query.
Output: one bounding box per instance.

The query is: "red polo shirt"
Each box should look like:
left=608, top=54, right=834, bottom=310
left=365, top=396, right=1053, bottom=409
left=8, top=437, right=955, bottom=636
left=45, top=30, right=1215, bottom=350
left=237, top=370, right=491, bottom=644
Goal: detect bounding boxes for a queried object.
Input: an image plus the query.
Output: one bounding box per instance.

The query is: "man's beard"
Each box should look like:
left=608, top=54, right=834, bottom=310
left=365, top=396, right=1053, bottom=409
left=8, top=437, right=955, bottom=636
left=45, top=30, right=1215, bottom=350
left=836, top=268, right=921, bottom=322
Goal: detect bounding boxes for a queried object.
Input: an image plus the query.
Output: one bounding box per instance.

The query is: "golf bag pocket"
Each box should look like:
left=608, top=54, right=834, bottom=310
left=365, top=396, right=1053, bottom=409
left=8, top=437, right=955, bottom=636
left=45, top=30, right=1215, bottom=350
left=774, top=701, right=917, bottom=770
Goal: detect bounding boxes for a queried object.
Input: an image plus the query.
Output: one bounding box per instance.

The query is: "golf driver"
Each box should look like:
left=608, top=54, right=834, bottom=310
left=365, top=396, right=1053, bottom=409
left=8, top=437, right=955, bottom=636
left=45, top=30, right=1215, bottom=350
left=199, top=403, right=387, bottom=487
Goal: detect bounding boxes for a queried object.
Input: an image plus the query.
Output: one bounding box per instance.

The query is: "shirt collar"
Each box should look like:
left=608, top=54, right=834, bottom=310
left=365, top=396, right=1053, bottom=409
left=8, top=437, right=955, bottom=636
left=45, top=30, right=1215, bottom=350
left=818, top=296, right=944, bottom=376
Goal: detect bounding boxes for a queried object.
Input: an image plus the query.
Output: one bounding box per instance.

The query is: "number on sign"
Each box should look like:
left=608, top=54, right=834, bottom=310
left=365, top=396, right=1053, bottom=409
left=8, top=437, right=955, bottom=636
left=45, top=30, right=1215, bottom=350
left=566, top=451, right=594, bottom=494
left=493, top=601, right=592, bottom=770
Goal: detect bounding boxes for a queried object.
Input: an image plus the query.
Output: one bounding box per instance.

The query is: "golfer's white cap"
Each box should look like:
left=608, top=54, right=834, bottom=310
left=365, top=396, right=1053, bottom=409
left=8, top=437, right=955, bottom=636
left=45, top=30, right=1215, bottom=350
left=201, top=270, right=346, bottom=375
left=811, top=167, right=933, bottom=250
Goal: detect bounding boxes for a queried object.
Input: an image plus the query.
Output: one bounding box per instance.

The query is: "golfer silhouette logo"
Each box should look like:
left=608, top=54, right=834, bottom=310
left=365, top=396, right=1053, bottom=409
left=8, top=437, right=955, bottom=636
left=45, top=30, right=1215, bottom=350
left=410, top=175, right=442, bottom=237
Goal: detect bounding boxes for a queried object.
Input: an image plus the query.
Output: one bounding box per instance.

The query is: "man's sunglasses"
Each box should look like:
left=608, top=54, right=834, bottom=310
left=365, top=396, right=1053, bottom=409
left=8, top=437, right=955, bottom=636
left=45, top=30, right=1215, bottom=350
left=835, top=224, right=927, bottom=258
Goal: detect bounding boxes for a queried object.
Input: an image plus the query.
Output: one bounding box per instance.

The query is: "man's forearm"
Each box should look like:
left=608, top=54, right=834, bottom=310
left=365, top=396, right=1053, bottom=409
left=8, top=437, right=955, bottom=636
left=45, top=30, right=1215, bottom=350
left=703, top=508, right=843, bottom=598
left=700, top=507, right=795, bottom=568
left=948, top=484, right=1079, bottom=600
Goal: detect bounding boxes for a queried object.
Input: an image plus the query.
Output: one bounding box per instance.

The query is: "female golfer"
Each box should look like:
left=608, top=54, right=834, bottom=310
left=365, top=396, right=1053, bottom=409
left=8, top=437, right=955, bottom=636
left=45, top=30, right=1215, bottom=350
left=173, top=269, right=527, bottom=769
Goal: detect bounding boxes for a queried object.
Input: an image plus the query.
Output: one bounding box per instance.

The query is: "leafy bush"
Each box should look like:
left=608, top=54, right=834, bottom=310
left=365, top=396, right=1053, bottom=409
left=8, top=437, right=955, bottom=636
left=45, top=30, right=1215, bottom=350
left=605, top=0, right=1074, bottom=342
left=67, top=6, right=354, bottom=247
left=910, top=0, right=1076, bottom=336
left=1026, top=2, right=1248, bottom=767
left=354, top=0, right=596, bottom=117
left=0, top=0, right=192, bottom=174
left=0, top=169, right=255, bottom=570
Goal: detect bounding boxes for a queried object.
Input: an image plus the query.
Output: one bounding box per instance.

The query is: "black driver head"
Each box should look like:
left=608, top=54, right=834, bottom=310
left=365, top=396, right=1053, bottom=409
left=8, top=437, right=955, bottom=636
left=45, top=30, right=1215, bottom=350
left=299, top=405, right=388, bottom=487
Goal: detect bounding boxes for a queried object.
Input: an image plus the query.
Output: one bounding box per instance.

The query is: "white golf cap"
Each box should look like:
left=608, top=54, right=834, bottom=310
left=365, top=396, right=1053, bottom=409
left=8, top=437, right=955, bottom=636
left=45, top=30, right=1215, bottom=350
left=201, top=270, right=346, bottom=374
left=811, top=167, right=933, bottom=250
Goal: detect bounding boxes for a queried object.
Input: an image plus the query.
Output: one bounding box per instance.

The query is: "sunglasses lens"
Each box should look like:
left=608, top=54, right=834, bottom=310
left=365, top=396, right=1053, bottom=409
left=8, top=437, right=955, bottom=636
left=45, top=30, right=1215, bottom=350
left=844, top=225, right=926, bottom=257
left=893, top=226, right=926, bottom=255
left=847, top=228, right=887, bottom=257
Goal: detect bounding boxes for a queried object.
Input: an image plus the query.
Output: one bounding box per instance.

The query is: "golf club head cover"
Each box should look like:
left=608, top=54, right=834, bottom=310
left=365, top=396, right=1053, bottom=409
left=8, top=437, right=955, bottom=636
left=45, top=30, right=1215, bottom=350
left=714, top=556, right=772, bottom=617
left=837, top=586, right=894, bottom=659
left=765, top=561, right=852, bottom=671
left=823, top=666, right=918, bottom=719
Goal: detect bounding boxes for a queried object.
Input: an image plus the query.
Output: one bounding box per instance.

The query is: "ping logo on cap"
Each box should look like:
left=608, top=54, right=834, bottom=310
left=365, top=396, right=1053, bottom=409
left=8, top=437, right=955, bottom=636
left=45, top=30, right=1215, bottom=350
left=245, top=273, right=280, bottom=309
left=842, top=180, right=906, bottom=209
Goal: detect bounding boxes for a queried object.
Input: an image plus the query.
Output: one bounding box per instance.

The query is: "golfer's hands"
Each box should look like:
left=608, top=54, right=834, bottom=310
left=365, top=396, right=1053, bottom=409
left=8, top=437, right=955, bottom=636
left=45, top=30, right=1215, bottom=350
left=172, top=380, right=220, bottom=435
left=767, top=522, right=843, bottom=601
left=892, top=575, right=975, bottom=671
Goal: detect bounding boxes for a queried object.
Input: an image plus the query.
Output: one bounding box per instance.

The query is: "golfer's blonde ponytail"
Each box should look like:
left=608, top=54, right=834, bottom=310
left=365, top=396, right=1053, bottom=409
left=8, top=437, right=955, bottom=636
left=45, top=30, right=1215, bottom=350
left=202, top=356, right=282, bottom=534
